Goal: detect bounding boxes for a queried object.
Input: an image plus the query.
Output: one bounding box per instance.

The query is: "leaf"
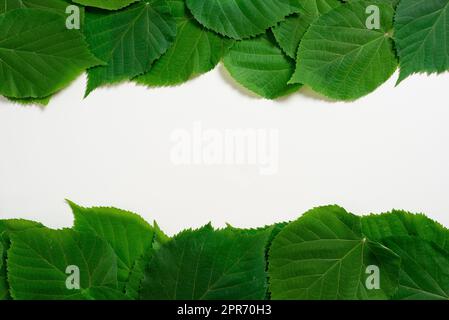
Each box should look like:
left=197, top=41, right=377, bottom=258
left=380, top=236, right=449, bottom=300
left=140, top=225, right=271, bottom=300
left=6, top=96, right=52, bottom=107
left=223, top=34, right=301, bottom=99
left=290, top=0, right=397, bottom=100
left=74, top=0, right=138, bottom=10
left=272, top=0, right=341, bottom=58
left=70, top=201, right=154, bottom=293
left=8, top=228, right=118, bottom=300
left=84, top=0, right=177, bottom=95
left=394, top=0, right=449, bottom=83
left=0, top=0, right=73, bottom=14
left=79, top=287, right=132, bottom=300
left=185, top=0, right=301, bottom=39
left=268, top=206, right=401, bottom=300
left=136, top=0, right=234, bottom=86
left=0, top=219, right=44, bottom=300
left=362, top=211, right=449, bottom=252
left=0, top=9, right=101, bottom=99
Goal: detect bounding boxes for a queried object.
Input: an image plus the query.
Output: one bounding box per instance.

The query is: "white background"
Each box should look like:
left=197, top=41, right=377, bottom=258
left=1, top=68, right=449, bottom=235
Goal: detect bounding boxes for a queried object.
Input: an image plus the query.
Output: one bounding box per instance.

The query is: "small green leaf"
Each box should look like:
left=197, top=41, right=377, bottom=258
left=136, top=0, right=234, bottom=86
left=84, top=1, right=177, bottom=95
left=186, top=0, right=301, bottom=39
left=140, top=225, right=271, bottom=300
left=74, top=0, right=138, bottom=10
left=0, top=9, right=101, bottom=99
left=381, top=236, right=449, bottom=300
left=70, top=201, right=154, bottom=293
left=269, top=206, right=401, bottom=300
left=272, top=0, right=341, bottom=58
left=362, top=211, right=449, bottom=252
left=290, top=0, right=397, bottom=100
left=223, top=34, right=301, bottom=99
left=0, top=219, right=44, bottom=300
left=395, top=0, right=449, bottom=83
left=8, top=228, right=118, bottom=300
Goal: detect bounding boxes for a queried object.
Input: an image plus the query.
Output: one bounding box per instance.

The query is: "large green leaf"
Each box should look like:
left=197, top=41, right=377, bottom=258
left=8, top=228, right=118, bottom=300
left=362, top=211, right=449, bottom=252
left=136, top=0, right=234, bottom=86
left=395, top=0, right=449, bottom=83
left=272, top=0, right=341, bottom=58
left=74, top=0, right=138, bottom=10
left=0, top=219, right=44, bottom=300
left=290, top=0, right=397, bottom=100
left=223, top=34, right=301, bottom=99
left=70, top=201, right=154, bottom=293
left=185, top=0, right=301, bottom=39
left=84, top=0, right=176, bottom=95
left=140, top=225, right=271, bottom=300
left=0, top=9, right=101, bottom=99
left=269, top=206, right=401, bottom=300
left=381, top=236, right=449, bottom=300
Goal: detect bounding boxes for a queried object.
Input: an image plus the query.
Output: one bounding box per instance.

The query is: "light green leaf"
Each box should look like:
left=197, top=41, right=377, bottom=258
left=381, top=236, right=449, bottom=300
left=362, top=211, right=449, bottom=252
left=8, top=228, right=118, bottom=300
left=395, top=0, right=449, bottom=83
left=290, top=0, right=397, bottom=100
left=272, top=0, right=341, bottom=58
left=0, top=9, right=101, bottom=99
left=185, top=0, right=301, bottom=39
left=70, top=201, right=154, bottom=293
left=140, top=225, right=271, bottom=300
left=74, top=0, right=138, bottom=10
left=269, top=206, right=401, bottom=300
left=0, top=219, right=44, bottom=300
left=84, top=1, right=177, bottom=95
left=136, top=0, right=234, bottom=86
left=223, top=34, right=301, bottom=99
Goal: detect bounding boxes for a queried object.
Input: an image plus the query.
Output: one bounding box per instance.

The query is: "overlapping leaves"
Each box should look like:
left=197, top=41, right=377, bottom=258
left=1, top=202, right=449, bottom=300
left=1, top=0, right=449, bottom=103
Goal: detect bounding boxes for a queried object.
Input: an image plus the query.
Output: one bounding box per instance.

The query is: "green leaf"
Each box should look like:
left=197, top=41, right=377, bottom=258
left=394, top=0, right=449, bottom=83
left=223, top=34, right=301, bottom=99
left=80, top=287, right=132, bottom=300
left=0, top=9, right=101, bottom=99
left=70, top=201, right=154, bottom=293
left=0, top=0, right=73, bottom=14
left=272, top=0, right=341, bottom=58
left=74, top=0, right=138, bottom=10
left=381, top=236, right=449, bottom=300
left=136, top=0, right=234, bottom=86
left=6, top=96, right=52, bottom=107
left=185, top=0, right=301, bottom=39
left=0, top=219, right=44, bottom=300
left=8, top=228, right=118, bottom=300
left=269, top=206, right=401, bottom=300
left=290, top=0, right=398, bottom=100
left=362, top=211, right=449, bottom=252
left=140, top=225, right=271, bottom=300
left=84, top=1, right=177, bottom=95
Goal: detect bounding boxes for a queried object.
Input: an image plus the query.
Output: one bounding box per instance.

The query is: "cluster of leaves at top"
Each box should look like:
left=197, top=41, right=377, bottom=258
left=1, top=202, right=449, bottom=300
left=0, top=0, right=448, bottom=104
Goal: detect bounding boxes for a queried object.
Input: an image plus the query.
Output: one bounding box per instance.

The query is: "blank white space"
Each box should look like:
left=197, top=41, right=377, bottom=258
left=1, top=68, right=448, bottom=235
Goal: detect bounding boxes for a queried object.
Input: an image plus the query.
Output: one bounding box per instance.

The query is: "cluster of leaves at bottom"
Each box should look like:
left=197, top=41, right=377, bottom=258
left=1, top=0, right=449, bottom=105
left=1, top=202, right=449, bottom=300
